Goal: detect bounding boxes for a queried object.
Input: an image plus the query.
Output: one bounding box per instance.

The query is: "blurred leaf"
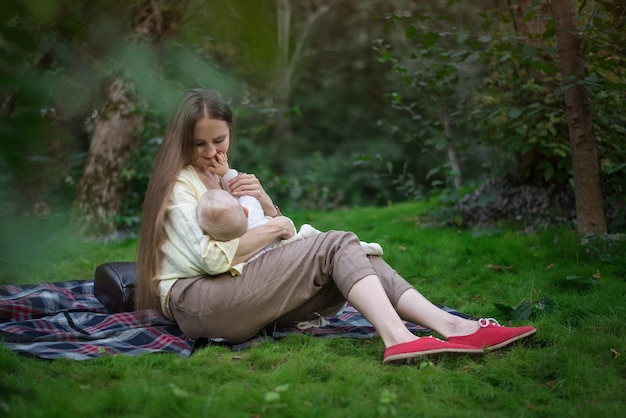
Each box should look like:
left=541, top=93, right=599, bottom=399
left=265, top=391, right=280, bottom=402
left=405, top=25, right=418, bottom=40
left=169, top=384, right=188, bottom=398
left=465, top=52, right=480, bottom=63
left=275, top=384, right=290, bottom=392
left=494, top=303, right=514, bottom=319
left=512, top=301, right=533, bottom=320
left=543, top=19, right=556, bottom=39
left=535, top=296, right=557, bottom=313
left=422, top=32, right=439, bottom=48
left=508, top=108, right=522, bottom=119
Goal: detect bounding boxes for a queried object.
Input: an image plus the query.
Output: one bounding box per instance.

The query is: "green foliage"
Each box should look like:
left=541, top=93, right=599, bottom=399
left=0, top=0, right=141, bottom=216
left=375, top=4, right=571, bottom=189
left=116, top=113, right=165, bottom=231
left=376, top=0, right=625, bottom=230
left=1, top=0, right=624, bottom=233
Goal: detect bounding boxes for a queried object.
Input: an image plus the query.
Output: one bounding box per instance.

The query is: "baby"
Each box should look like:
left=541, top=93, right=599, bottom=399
left=196, top=188, right=249, bottom=241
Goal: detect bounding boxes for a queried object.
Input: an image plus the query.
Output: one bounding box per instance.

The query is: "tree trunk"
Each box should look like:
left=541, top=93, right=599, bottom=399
left=443, top=116, right=462, bottom=189
left=0, top=88, right=16, bottom=120
left=70, top=78, right=144, bottom=235
left=274, top=0, right=294, bottom=170
left=273, top=1, right=329, bottom=170
left=551, top=0, right=607, bottom=234
left=70, top=0, right=184, bottom=236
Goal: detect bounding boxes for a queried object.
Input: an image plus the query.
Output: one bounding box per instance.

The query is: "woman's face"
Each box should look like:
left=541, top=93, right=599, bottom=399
left=193, top=117, right=230, bottom=170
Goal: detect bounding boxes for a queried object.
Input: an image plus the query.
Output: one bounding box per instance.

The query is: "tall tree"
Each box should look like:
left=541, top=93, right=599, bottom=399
left=551, top=0, right=607, bottom=234
left=273, top=0, right=328, bottom=169
left=70, top=0, right=184, bottom=235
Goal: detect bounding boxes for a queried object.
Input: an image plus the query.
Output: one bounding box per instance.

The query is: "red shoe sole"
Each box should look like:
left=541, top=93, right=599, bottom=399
left=383, top=346, right=483, bottom=365
left=382, top=338, right=484, bottom=365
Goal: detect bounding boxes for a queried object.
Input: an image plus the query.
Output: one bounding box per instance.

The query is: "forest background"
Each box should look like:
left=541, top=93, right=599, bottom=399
left=0, top=0, right=624, bottom=239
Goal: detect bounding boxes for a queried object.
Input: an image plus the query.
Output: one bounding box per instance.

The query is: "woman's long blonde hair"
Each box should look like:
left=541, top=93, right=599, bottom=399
left=135, top=88, right=233, bottom=311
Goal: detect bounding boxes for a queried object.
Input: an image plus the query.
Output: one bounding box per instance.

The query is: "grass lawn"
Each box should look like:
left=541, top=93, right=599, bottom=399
left=1, top=201, right=625, bottom=417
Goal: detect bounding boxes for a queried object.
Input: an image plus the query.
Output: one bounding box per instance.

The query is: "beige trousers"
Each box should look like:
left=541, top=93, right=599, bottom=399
left=169, top=231, right=414, bottom=343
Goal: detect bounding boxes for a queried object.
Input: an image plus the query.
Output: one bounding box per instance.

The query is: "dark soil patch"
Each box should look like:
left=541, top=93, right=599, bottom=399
left=454, top=177, right=577, bottom=230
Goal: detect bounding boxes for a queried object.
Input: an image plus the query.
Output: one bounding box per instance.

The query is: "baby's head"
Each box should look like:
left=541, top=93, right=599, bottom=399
left=196, top=189, right=248, bottom=241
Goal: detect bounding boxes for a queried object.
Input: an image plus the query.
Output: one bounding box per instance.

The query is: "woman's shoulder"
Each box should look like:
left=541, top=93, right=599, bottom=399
left=177, top=165, right=198, bottom=181
left=175, top=165, right=204, bottom=188
left=170, top=165, right=205, bottom=202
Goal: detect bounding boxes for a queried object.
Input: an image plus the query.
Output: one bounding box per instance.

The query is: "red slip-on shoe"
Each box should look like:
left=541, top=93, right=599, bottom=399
left=447, top=318, right=537, bottom=351
left=382, top=336, right=484, bottom=365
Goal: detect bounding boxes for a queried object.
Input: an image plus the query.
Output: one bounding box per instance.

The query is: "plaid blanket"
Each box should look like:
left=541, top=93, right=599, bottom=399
left=0, top=280, right=192, bottom=360
left=0, top=280, right=466, bottom=360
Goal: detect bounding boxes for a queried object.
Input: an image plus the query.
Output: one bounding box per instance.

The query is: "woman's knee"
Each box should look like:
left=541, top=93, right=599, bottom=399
left=324, top=230, right=360, bottom=246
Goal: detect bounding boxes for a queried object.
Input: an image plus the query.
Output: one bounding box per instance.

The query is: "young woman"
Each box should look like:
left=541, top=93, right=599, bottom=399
left=135, top=88, right=536, bottom=364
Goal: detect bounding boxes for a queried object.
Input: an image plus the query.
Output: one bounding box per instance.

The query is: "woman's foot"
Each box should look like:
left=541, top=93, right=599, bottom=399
left=446, top=318, right=536, bottom=351
left=382, top=336, right=484, bottom=365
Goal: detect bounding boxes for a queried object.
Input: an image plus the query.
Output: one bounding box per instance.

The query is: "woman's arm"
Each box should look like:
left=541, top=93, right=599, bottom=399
left=232, top=216, right=295, bottom=264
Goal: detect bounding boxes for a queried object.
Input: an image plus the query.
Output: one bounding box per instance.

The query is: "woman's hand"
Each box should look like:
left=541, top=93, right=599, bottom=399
left=227, top=172, right=278, bottom=216
left=271, top=216, right=296, bottom=240
left=232, top=216, right=296, bottom=264
left=227, top=172, right=264, bottom=198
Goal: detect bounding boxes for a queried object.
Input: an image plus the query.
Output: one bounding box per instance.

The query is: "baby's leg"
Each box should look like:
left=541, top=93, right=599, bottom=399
left=360, top=241, right=383, bottom=255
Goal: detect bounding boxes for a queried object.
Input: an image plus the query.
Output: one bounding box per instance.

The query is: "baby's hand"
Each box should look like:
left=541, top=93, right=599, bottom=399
left=207, top=152, right=230, bottom=177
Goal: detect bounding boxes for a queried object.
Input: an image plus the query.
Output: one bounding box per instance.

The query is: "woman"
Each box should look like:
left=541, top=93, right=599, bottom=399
left=135, top=88, right=536, bottom=364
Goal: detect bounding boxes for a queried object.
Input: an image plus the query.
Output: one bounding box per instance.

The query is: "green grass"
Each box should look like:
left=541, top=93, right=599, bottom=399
left=1, top=202, right=625, bottom=417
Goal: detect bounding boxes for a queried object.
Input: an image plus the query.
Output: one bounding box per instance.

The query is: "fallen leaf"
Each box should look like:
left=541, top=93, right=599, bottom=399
left=169, top=383, right=188, bottom=398
left=398, top=245, right=406, bottom=251
left=232, top=355, right=242, bottom=360
left=265, top=391, right=280, bottom=402
left=592, top=270, right=601, bottom=279
left=488, top=264, right=512, bottom=271
left=545, top=263, right=555, bottom=270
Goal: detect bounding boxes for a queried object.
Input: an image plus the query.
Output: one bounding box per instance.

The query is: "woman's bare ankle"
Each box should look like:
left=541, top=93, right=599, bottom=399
left=443, top=318, right=480, bottom=339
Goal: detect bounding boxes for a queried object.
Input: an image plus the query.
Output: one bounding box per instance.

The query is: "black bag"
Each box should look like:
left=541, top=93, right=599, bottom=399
left=94, top=262, right=137, bottom=312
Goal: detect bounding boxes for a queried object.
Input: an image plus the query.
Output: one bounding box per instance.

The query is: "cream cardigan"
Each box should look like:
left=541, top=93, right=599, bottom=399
left=157, top=165, right=243, bottom=319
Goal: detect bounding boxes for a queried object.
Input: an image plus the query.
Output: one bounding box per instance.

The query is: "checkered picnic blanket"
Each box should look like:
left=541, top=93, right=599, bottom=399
left=0, top=280, right=192, bottom=360
left=1, top=280, right=466, bottom=360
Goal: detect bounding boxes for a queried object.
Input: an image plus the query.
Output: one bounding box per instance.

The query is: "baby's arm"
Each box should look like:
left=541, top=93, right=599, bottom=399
left=220, top=169, right=239, bottom=191
left=208, top=151, right=231, bottom=178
